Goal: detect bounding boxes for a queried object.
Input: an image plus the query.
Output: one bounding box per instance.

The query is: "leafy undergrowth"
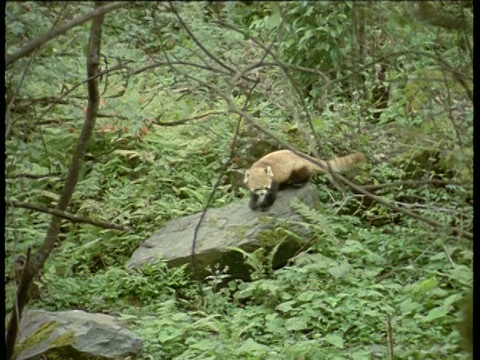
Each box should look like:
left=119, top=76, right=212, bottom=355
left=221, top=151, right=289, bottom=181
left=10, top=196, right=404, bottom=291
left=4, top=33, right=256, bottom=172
left=6, top=74, right=472, bottom=360
left=6, top=110, right=472, bottom=359
left=25, top=207, right=472, bottom=360
left=8, top=188, right=472, bottom=360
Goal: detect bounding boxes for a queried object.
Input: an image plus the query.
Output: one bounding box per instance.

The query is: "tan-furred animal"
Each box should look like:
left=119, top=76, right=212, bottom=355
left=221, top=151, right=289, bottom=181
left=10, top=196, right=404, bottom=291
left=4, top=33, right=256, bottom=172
left=244, top=150, right=364, bottom=211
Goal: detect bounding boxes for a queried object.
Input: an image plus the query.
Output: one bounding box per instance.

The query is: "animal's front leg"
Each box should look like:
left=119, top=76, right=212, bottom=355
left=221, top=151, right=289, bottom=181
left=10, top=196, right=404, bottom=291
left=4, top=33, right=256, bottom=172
left=255, top=190, right=277, bottom=212
left=248, top=192, right=260, bottom=210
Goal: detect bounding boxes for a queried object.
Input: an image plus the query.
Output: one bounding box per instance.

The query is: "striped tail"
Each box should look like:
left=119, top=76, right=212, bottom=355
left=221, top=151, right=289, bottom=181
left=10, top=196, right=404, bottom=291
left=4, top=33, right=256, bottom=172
left=323, top=152, right=365, bottom=173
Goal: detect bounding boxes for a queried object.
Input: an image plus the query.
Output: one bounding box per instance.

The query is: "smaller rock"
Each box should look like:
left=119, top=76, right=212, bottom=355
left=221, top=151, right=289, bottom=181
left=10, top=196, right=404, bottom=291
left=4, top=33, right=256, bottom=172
left=14, top=309, right=143, bottom=360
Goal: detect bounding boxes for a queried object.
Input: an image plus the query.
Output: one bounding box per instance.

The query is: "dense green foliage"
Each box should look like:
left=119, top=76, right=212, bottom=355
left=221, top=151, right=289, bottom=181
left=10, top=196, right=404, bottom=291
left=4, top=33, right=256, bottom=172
left=6, top=2, right=472, bottom=359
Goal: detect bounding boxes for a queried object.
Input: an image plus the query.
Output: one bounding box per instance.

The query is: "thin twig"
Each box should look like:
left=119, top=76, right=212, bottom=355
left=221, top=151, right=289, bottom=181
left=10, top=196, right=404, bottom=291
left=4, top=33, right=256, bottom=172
left=154, top=111, right=227, bottom=127
left=6, top=200, right=129, bottom=231
left=6, top=172, right=63, bottom=180
left=168, top=2, right=235, bottom=76
left=362, top=179, right=471, bottom=191
left=33, top=63, right=130, bottom=130
left=386, top=315, right=395, bottom=360
left=189, top=81, right=259, bottom=305
left=5, top=57, right=34, bottom=139
left=6, top=2, right=130, bottom=66
left=216, top=18, right=325, bottom=153
left=441, top=243, right=456, bottom=268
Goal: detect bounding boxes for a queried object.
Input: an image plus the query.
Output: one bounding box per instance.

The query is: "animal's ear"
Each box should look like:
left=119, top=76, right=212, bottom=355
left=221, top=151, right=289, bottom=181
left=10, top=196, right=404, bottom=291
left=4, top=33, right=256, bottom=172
left=243, top=170, right=251, bottom=183
left=266, top=166, right=274, bottom=178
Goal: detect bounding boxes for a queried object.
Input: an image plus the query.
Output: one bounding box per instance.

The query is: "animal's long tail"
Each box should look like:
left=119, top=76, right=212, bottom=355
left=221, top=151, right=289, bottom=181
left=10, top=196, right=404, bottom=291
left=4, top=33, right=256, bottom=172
left=317, top=152, right=365, bottom=173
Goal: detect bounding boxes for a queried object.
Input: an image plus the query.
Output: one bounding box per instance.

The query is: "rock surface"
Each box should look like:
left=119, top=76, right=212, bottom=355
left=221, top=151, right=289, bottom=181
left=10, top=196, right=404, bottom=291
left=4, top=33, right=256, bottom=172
left=15, top=309, right=143, bottom=360
left=127, top=185, right=320, bottom=280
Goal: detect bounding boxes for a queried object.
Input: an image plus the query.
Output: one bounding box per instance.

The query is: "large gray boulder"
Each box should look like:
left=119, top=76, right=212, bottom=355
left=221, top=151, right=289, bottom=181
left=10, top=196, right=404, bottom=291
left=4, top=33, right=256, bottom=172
left=127, top=185, right=319, bottom=280
left=15, top=309, right=143, bottom=360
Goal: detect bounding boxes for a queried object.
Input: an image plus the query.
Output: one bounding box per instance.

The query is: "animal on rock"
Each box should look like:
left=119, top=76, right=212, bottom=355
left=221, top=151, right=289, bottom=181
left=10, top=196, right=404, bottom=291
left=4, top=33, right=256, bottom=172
left=243, top=150, right=364, bottom=211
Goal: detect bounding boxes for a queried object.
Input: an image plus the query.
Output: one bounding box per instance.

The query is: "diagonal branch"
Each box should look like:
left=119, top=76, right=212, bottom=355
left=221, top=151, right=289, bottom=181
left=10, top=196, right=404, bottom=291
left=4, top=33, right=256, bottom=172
left=154, top=111, right=227, bottom=126
left=168, top=1, right=235, bottom=76
left=6, top=200, right=129, bottom=231
left=362, top=179, right=472, bottom=191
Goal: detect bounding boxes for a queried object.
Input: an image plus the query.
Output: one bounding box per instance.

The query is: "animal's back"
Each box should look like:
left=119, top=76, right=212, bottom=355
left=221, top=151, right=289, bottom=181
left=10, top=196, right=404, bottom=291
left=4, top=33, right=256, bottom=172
left=251, top=150, right=302, bottom=184
left=253, top=150, right=364, bottom=184
left=245, top=149, right=365, bottom=211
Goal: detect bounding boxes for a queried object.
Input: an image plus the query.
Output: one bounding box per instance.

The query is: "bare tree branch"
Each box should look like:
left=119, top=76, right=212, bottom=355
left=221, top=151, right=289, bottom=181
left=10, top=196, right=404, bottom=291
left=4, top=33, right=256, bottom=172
left=6, top=172, right=62, bottom=179
left=168, top=2, right=236, bottom=76
left=6, top=200, right=130, bottom=231
left=216, top=19, right=327, bottom=153
left=32, top=63, right=130, bottom=130
left=386, top=315, right=395, bottom=360
left=154, top=111, right=227, bottom=126
left=6, top=3, right=69, bottom=138
left=325, top=49, right=472, bottom=102
left=5, top=57, right=34, bottom=139
left=6, top=2, right=130, bottom=66
left=6, top=3, right=106, bottom=358
left=131, top=60, right=223, bottom=77
left=218, top=20, right=473, bottom=103
left=362, top=179, right=472, bottom=191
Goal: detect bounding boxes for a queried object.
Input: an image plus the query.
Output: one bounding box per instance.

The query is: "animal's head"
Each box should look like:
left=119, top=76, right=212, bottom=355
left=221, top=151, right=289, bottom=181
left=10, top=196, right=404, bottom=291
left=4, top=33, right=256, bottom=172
left=243, top=166, right=274, bottom=197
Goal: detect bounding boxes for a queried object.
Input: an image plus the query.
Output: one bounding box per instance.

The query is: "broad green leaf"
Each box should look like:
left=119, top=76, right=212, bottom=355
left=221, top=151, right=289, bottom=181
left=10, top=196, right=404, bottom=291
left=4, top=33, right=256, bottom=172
left=328, top=262, right=352, bottom=279
left=350, top=350, right=371, bottom=360
left=324, top=334, right=344, bottom=348
left=236, top=338, right=268, bottom=353
left=422, top=305, right=448, bottom=322
left=276, top=300, right=296, bottom=313
left=285, top=317, right=309, bottom=331
left=265, top=316, right=286, bottom=335
left=399, top=298, right=423, bottom=314
left=450, top=265, right=473, bottom=286
left=157, top=328, right=183, bottom=343
left=297, top=291, right=317, bottom=302
left=444, top=293, right=463, bottom=307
